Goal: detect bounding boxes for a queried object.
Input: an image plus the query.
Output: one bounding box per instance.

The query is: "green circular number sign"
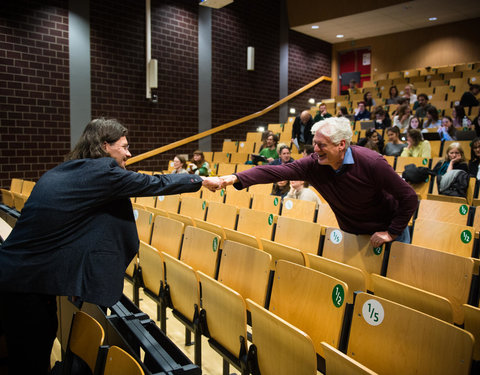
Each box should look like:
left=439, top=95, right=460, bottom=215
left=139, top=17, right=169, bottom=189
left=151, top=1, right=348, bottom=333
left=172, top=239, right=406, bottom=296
left=373, top=246, right=382, bottom=255
left=459, top=205, right=468, bottom=216
left=202, top=201, right=206, bottom=210
left=461, top=230, right=472, bottom=244
left=212, top=237, right=218, bottom=252
left=220, top=189, right=224, bottom=196
left=332, top=284, right=345, bottom=308
left=273, top=197, right=279, bottom=206
left=268, top=214, right=274, bottom=225
left=422, top=158, right=428, bottom=165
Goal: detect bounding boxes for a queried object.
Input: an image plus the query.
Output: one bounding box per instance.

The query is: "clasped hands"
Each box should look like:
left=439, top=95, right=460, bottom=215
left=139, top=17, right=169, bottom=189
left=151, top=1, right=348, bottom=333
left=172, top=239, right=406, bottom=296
left=201, top=174, right=238, bottom=192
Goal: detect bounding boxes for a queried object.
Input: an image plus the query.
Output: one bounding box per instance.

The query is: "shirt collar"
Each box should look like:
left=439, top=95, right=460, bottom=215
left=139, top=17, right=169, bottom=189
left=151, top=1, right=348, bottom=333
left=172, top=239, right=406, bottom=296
left=335, top=147, right=354, bottom=173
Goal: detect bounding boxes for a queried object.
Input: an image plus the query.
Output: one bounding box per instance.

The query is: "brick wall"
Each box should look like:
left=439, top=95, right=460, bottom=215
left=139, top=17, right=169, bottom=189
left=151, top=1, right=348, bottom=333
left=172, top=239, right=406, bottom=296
left=0, top=0, right=70, bottom=188
left=288, top=30, right=332, bottom=119
left=0, top=0, right=333, bottom=187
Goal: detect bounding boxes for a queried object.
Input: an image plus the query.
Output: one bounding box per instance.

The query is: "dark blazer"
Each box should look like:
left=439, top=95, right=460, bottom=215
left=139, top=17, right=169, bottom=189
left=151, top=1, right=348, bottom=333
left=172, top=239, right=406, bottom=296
left=291, top=115, right=314, bottom=145
left=0, top=158, right=203, bottom=306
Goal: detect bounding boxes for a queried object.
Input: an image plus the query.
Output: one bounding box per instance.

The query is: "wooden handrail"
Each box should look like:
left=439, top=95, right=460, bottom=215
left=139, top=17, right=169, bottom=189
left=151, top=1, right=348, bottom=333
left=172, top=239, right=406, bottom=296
left=126, top=75, right=332, bottom=165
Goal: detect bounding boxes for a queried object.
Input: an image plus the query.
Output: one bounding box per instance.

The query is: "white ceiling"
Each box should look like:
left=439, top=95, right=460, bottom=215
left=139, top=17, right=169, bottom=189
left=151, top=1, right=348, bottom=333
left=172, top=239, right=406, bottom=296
left=291, top=0, right=480, bottom=44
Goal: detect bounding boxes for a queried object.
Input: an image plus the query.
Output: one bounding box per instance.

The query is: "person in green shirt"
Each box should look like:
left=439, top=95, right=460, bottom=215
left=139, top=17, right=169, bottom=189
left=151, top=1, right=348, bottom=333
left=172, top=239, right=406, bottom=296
left=258, top=133, right=279, bottom=163
left=313, top=102, right=333, bottom=123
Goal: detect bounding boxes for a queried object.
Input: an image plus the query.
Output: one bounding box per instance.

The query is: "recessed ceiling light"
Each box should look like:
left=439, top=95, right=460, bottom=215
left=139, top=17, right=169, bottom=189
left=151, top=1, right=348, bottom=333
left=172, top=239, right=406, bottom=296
left=311, top=25, right=319, bottom=29
left=429, top=17, right=437, bottom=21
left=336, top=34, right=344, bottom=38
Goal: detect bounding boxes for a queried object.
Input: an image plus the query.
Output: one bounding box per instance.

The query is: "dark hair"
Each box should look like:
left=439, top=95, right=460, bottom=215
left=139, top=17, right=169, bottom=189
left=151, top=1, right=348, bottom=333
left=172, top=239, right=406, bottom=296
left=303, top=144, right=314, bottom=155
left=470, top=84, right=480, bottom=91
left=386, top=126, right=400, bottom=137
left=364, top=139, right=379, bottom=153
left=363, top=91, right=374, bottom=107
left=374, top=106, right=385, bottom=116
left=407, top=115, right=423, bottom=131
left=338, top=106, right=349, bottom=116
left=278, top=144, right=291, bottom=154
left=366, top=128, right=379, bottom=139
left=66, top=118, right=128, bottom=161
left=425, top=106, right=439, bottom=125
left=407, top=128, right=423, bottom=147
left=453, top=105, right=466, bottom=121
left=358, top=101, right=366, bottom=107
left=417, top=93, right=428, bottom=101
left=470, top=137, right=480, bottom=160
left=174, top=155, right=186, bottom=168
left=389, top=86, right=399, bottom=98
left=442, top=116, right=456, bottom=138
left=396, top=97, right=408, bottom=106
left=191, top=150, right=205, bottom=166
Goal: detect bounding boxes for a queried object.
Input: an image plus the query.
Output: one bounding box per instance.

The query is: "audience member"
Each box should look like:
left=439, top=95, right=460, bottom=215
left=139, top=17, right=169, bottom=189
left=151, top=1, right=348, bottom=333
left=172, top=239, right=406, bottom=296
left=451, top=105, right=471, bottom=128
left=468, top=137, right=480, bottom=179
left=406, top=116, right=424, bottom=133
left=271, top=180, right=290, bottom=198
left=286, top=180, right=323, bottom=207
left=349, top=79, right=359, bottom=94
left=270, top=144, right=294, bottom=165
left=383, top=126, right=407, bottom=156
left=391, top=97, right=408, bottom=117
left=363, top=91, right=376, bottom=109
left=423, top=106, right=441, bottom=129
left=188, top=150, right=210, bottom=176
left=472, top=109, right=480, bottom=136
left=258, top=133, right=279, bottom=163
left=393, top=103, right=413, bottom=131
left=336, top=106, right=349, bottom=117
left=291, top=110, right=313, bottom=152
left=433, top=142, right=468, bottom=176
left=438, top=116, right=457, bottom=141
left=313, top=102, right=333, bottom=122
left=373, top=106, right=391, bottom=129
left=220, top=116, right=418, bottom=247
left=302, top=144, right=314, bottom=157
left=460, top=84, right=480, bottom=107
left=358, top=128, right=384, bottom=153
left=354, top=101, right=371, bottom=121
left=172, top=155, right=188, bottom=174
left=386, top=85, right=400, bottom=105
left=401, top=128, right=431, bottom=157
left=258, top=130, right=274, bottom=152
left=402, top=84, right=417, bottom=104
left=0, top=118, right=221, bottom=375
left=413, top=93, right=431, bottom=118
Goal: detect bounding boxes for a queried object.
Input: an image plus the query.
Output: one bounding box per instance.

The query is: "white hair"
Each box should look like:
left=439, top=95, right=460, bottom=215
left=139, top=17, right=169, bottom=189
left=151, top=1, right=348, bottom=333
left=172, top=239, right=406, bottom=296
left=311, top=117, right=353, bottom=147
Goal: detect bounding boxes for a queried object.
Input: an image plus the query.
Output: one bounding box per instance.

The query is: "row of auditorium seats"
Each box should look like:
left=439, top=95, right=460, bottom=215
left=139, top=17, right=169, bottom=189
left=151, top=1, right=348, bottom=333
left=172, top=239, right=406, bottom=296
left=127, top=198, right=480, bottom=374
left=0, top=178, right=35, bottom=212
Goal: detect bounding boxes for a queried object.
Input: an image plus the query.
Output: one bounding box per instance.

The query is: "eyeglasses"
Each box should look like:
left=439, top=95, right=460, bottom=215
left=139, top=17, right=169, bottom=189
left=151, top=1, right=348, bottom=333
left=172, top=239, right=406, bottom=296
left=109, top=142, right=129, bottom=151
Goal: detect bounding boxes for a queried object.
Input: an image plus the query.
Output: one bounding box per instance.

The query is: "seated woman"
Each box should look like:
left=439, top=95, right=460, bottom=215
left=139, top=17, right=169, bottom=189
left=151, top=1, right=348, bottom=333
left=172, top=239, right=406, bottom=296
left=468, top=137, right=480, bottom=179
left=271, top=180, right=290, bottom=198
left=422, top=106, right=441, bottom=129
left=400, top=129, right=431, bottom=157
left=357, top=128, right=384, bottom=152
left=452, top=105, right=471, bottom=128
left=433, top=142, right=468, bottom=175
left=336, top=106, right=349, bottom=117
left=286, top=180, right=323, bottom=207
left=363, top=91, right=376, bottom=110
left=373, top=106, right=391, bottom=129
left=172, top=155, right=188, bottom=174
left=383, top=126, right=407, bottom=156
left=393, top=103, right=413, bottom=131
left=386, top=85, right=400, bottom=105
left=188, top=150, right=210, bottom=175
left=438, top=116, right=457, bottom=141
left=406, top=115, right=425, bottom=133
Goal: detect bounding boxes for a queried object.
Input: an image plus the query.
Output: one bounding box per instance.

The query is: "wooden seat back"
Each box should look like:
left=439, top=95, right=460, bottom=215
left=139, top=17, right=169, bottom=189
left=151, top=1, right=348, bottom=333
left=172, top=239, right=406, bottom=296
left=306, top=253, right=367, bottom=304
left=156, top=194, right=180, bottom=213
left=150, top=215, right=184, bottom=258
left=417, top=199, right=470, bottom=225
left=217, top=240, right=272, bottom=306
left=135, top=195, right=156, bottom=208
left=179, top=196, right=207, bottom=220
left=201, top=186, right=226, bottom=203
left=20, top=180, right=35, bottom=196
left=316, top=203, right=339, bottom=234
left=281, top=198, right=317, bottom=221
left=395, top=156, right=430, bottom=172
left=387, top=242, right=474, bottom=324
left=260, top=238, right=305, bottom=270
left=412, top=218, right=475, bottom=257
left=251, top=193, right=282, bottom=215
left=347, top=293, right=473, bottom=375
left=322, top=228, right=385, bottom=290
left=247, top=183, right=274, bottom=195
left=224, top=189, right=251, bottom=208
left=162, top=252, right=200, bottom=323
left=223, top=227, right=260, bottom=249
left=197, top=271, right=247, bottom=358
left=236, top=207, right=277, bottom=240
left=370, top=273, right=454, bottom=323
left=205, top=201, right=237, bottom=229
left=103, top=346, right=144, bottom=375
left=247, top=298, right=317, bottom=375
left=269, top=260, right=348, bottom=357
left=133, top=207, right=154, bottom=243
left=463, top=304, right=480, bottom=361
left=274, top=216, right=322, bottom=255
left=321, top=342, right=378, bottom=375
left=138, top=241, right=164, bottom=296
left=180, top=226, right=221, bottom=277
left=10, top=178, right=23, bottom=194
left=0, top=189, right=14, bottom=208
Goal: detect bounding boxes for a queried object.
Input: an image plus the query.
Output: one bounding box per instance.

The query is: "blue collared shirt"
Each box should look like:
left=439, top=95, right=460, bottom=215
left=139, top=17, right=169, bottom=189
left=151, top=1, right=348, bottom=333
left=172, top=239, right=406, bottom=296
left=335, top=147, right=354, bottom=173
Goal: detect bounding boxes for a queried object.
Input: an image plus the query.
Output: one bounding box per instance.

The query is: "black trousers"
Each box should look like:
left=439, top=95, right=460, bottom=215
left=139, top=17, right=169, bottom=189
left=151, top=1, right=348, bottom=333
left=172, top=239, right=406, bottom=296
left=0, top=292, right=58, bottom=375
